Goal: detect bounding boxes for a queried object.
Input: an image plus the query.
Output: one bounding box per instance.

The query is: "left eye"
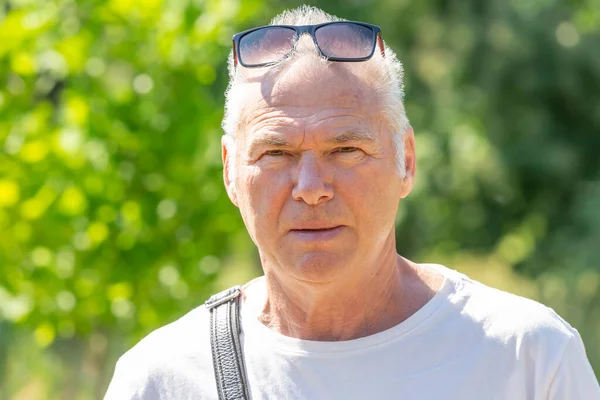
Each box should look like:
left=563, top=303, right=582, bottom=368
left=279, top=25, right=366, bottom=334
left=336, top=147, right=358, bottom=153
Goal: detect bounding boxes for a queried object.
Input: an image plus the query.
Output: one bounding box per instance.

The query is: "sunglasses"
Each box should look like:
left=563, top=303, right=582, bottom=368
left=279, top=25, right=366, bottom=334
left=232, top=21, right=385, bottom=68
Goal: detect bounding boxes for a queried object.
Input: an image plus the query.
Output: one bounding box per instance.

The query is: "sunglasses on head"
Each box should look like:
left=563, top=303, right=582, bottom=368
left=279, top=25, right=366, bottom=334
left=232, top=21, right=385, bottom=68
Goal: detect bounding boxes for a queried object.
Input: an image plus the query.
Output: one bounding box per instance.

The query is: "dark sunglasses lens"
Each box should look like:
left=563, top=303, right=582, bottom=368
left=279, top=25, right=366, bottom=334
left=239, top=27, right=296, bottom=66
left=315, top=23, right=375, bottom=59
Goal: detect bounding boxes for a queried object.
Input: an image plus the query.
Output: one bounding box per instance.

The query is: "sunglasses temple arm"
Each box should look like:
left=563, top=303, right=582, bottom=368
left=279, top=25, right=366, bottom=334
left=377, top=33, right=385, bottom=57
left=232, top=39, right=238, bottom=67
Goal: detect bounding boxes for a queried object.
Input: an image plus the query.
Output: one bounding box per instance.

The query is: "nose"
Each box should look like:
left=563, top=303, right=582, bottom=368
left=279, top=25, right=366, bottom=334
left=292, top=153, right=334, bottom=205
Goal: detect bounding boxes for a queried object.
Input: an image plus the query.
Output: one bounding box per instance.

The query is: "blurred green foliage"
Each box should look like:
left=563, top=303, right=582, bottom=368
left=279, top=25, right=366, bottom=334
left=0, top=0, right=264, bottom=396
left=1, top=0, right=599, bottom=398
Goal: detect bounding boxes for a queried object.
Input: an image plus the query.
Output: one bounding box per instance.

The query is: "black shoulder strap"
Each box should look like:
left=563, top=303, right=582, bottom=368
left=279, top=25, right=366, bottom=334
left=205, top=285, right=250, bottom=400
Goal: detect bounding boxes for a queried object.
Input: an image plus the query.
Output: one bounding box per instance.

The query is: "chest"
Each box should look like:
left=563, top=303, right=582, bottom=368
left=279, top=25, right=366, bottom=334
left=243, top=341, right=539, bottom=400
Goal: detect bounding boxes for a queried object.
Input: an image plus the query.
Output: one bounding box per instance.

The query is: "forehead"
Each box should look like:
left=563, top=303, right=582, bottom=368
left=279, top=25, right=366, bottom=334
left=236, top=57, right=381, bottom=137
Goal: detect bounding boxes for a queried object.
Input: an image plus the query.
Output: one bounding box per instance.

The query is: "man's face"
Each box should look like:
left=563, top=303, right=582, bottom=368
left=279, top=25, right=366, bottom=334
left=223, top=58, right=414, bottom=283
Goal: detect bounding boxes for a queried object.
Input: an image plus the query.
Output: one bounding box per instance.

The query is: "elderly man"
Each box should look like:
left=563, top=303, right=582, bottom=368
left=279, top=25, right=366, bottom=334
left=105, top=6, right=600, bottom=399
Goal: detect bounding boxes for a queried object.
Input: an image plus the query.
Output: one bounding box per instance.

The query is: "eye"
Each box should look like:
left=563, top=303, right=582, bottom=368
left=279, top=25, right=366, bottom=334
left=336, top=147, right=359, bottom=153
left=264, top=149, right=285, bottom=156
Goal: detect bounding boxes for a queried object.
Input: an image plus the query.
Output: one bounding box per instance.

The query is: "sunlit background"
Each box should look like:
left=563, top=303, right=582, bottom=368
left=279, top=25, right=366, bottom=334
left=0, top=0, right=599, bottom=398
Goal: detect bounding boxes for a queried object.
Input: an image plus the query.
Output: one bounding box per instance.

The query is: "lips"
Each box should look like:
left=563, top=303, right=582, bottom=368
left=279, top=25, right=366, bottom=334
left=290, top=227, right=340, bottom=233
left=294, top=227, right=337, bottom=231
left=289, top=221, right=342, bottom=231
left=288, top=225, right=344, bottom=241
left=291, top=227, right=340, bottom=231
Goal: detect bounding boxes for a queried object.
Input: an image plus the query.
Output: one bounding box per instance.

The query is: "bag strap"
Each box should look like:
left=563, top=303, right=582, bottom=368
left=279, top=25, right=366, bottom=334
left=205, top=285, right=250, bottom=400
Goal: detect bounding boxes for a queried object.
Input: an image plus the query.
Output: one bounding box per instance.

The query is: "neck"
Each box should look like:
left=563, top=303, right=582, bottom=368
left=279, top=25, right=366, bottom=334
left=247, top=236, right=432, bottom=341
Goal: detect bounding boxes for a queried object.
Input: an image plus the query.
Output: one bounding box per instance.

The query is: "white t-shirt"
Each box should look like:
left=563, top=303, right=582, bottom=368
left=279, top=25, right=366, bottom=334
left=105, top=264, right=600, bottom=399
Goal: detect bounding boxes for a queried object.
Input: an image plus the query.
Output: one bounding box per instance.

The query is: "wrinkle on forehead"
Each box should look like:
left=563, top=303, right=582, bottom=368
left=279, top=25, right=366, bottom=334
left=245, top=106, right=368, bottom=131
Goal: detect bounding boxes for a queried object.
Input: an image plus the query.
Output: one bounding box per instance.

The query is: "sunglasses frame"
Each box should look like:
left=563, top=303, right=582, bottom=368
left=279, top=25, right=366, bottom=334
left=232, top=21, right=385, bottom=68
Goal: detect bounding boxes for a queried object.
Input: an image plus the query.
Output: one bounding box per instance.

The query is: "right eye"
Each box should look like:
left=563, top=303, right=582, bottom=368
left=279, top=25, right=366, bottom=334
left=264, top=150, right=285, bottom=156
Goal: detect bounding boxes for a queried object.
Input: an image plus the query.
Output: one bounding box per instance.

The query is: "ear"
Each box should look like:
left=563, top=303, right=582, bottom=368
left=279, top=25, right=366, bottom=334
left=399, top=126, right=416, bottom=199
left=222, top=136, right=239, bottom=207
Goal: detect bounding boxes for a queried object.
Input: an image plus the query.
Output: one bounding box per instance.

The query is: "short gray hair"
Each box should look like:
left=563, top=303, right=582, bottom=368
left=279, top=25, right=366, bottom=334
left=222, top=5, right=410, bottom=176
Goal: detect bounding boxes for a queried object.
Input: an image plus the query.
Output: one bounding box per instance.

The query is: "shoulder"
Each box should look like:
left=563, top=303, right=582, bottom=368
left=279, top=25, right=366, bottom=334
left=105, top=304, right=215, bottom=399
left=427, top=264, right=599, bottom=397
left=432, top=264, right=577, bottom=349
left=122, top=303, right=211, bottom=366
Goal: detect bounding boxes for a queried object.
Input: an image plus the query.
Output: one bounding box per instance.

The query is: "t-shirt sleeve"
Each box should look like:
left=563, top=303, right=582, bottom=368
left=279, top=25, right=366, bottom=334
left=547, top=332, right=600, bottom=399
left=104, top=355, right=161, bottom=400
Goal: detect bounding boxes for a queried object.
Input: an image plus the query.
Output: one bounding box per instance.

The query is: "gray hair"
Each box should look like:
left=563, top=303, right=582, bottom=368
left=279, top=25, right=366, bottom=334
left=222, top=5, right=410, bottom=176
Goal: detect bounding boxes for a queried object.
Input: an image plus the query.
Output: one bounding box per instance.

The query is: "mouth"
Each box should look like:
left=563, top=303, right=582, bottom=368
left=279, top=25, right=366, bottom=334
left=288, top=225, right=344, bottom=241
left=291, top=227, right=340, bottom=232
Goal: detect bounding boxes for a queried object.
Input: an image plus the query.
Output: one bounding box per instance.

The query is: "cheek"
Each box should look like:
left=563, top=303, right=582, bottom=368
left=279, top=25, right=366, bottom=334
left=336, top=163, right=401, bottom=233
left=238, top=166, right=291, bottom=230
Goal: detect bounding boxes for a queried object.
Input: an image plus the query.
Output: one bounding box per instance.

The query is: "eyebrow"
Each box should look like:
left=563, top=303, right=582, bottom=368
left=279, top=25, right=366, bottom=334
left=246, top=134, right=291, bottom=157
left=324, top=130, right=377, bottom=144
left=250, top=135, right=290, bottom=148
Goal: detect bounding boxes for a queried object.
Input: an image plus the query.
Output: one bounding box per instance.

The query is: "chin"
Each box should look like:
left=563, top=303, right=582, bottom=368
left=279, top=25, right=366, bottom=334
left=286, top=251, right=352, bottom=283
